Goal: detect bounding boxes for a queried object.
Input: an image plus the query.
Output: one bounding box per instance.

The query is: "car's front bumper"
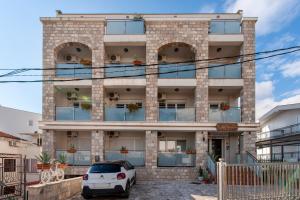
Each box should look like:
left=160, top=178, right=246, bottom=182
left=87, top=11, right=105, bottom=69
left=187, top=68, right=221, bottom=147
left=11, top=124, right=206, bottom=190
left=82, top=185, right=125, bottom=196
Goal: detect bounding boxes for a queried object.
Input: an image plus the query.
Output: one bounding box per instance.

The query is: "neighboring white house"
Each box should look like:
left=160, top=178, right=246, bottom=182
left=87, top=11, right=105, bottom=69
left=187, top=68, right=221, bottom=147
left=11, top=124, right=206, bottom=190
left=257, top=103, right=300, bottom=162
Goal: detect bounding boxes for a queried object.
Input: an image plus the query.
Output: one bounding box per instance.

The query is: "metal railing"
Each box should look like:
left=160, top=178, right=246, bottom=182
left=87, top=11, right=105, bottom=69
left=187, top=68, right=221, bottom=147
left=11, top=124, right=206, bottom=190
left=105, top=64, right=145, bottom=78
left=209, top=20, right=241, bottom=34
left=158, top=63, right=196, bottom=78
left=217, top=160, right=300, bottom=200
left=56, top=63, right=92, bottom=78
left=209, top=107, right=241, bottom=123
left=159, top=107, right=195, bottom=122
left=207, top=153, right=217, bottom=177
left=105, top=150, right=145, bottom=166
left=106, top=20, right=145, bottom=35
left=208, top=63, right=241, bottom=79
left=55, top=106, right=91, bottom=121
left=157, top=152, right=195, bottom=167
left=257, top=123, right=300, bottom=141
left=104, top=107, right=145, bottom=121
left=55, top=150, right=91, bottom=166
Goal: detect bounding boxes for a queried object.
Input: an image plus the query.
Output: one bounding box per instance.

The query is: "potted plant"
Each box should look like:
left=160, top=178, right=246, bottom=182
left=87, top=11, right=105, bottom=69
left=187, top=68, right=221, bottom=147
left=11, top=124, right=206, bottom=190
left=57, top=153, right=68, bottom=169
left=127, top=103, right=139, bottom=113
left=67, top=144, right=77, bottom=153
left=202, top=168, right=210, bottom=184
left=81, top=102, right=92, bottom=110
left=80, top=58, right=92, bottom=66
left=186, top=147, right=196, bottom=154
left=220, top=102, right=230, bottom=111
left=198, top=167, right=203, bottom=181
left=36, top=152, right=51, bottom=170
left=133, top=55, right=142, bottom=66
left=120, top=146, right=128, bottom=154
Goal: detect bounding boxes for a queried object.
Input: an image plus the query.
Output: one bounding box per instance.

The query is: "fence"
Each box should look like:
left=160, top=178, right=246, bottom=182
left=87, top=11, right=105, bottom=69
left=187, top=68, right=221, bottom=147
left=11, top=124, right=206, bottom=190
left=217, top=160, right=300, bottom=200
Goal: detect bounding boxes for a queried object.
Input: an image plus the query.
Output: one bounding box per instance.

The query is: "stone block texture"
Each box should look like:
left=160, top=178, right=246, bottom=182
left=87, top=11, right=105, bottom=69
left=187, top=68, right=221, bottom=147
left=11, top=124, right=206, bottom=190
left=91, top=130, right=105, bottom=163
left=42, top=130, right=55, bottom=157
left=145, top=130, right=158, bottom=168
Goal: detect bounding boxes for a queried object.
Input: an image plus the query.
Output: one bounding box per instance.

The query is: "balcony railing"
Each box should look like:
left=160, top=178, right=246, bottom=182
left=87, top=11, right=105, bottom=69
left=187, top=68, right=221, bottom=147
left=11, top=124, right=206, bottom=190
left=105, top=150, right=145, bottom=166
left=56, top=63, right=92, bottom=78
left=158, top=152, right=195, bottom=167
left=208, top=63, right=241, bottom=78
left=105, top=107, right=145, bottom=121
left=159, top=107, right=195, bottom=122
left=209, top=107, right=241, bottom=122
left=55, top=106, right=91, bottom=121
left=209, top=20, right=241, bottom=34
left=257, top=123, right=300, bottom=141
left=55, top=150, right=91, bottom=166
left=105, top=64, right=145, bottom=78
left=159, top=63, right=196, bottom=78
left=106, top=20, right=145, bottom=35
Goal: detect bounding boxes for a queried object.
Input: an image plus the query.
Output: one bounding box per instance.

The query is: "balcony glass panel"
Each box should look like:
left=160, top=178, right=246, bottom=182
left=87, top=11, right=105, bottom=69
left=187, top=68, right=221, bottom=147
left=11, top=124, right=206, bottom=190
left=106, top=20, right=145, bottom=35
left=105, top=64, right=145, bottom=78
left=105, top=107, right=145, bottom=121
left=208, top=63, right=241, bottom=78
left=56, top=64, right=92, bottom=78
left=158, top=152, right=195, bottom=167
left=209, top=107, right=241, bottom=122
left=257, top=123, right=300, bottom=141
left=159, top=108, right=195, bottom=121
left=105, top=151, right=145, bottom=166
left=159, top=64, right=196, bottom=78
left=56, top=107, right=91, bottom=121
left=56, top=150, right=91, bottom=166
left=209, top=20, right=241, bottom=34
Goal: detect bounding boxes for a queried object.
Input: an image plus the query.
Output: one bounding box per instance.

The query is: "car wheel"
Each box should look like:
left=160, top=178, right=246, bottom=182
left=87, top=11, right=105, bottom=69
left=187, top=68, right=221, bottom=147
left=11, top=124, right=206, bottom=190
left=121, top=182, right=130, bottom=198
left=81, top=194, right=92, bottom=199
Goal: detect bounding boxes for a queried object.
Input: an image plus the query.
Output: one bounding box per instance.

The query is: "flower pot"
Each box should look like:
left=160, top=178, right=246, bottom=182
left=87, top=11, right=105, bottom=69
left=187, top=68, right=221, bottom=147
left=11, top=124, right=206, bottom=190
left=67, top=148, right=77, bottom=154
left=58, top=163, right=68, bottom=169
left=133, top=60, right=142, bottom=66
left=198, top=176, right=203, bottom=182
left=120, top=150, right=128, bottom=154
left=186, top=150, right=196, bottom=154
left=37, top=163, right=51, bottom=170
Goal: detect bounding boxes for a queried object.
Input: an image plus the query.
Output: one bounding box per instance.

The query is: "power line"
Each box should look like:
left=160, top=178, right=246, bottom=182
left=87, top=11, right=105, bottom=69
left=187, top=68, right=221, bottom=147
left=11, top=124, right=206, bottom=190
left=1, top=45, right=300, bottom=78
left=0, top=47, right=299, bottom=83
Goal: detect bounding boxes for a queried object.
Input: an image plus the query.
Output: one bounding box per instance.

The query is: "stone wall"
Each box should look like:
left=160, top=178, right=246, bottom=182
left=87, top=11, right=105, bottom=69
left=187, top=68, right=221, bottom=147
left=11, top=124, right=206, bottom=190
left=195, top=131, right=208, bottom=167
left=145, top=131, right=157, bottom=168
left=27, top=177, right=82, bottom=200
left=136, top=167, right=198, bottom=180
left=91, top=130, right=105, bottom=163
left=42, top=130, right=55, bottom=157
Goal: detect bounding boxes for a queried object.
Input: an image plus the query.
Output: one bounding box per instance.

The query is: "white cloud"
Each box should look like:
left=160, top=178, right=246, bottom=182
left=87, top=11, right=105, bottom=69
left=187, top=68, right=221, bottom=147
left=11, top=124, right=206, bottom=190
left=256, top=81, right=300, bottom=119
left=199, top=4, right=216, bottom=13
left=226, top=0, right=300, bottom=35
left=281, top=88, right=300, bottom=98
left=280, top=60, right=300, bottom=78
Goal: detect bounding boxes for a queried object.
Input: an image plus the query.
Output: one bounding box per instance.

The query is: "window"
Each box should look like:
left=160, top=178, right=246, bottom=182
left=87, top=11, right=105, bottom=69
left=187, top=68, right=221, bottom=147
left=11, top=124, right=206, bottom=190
left=4, top=159, right=16, bottom=172
left=89, top=164, right=121, bottom=173
left=159, top=139, right=187, bottom=152
left=159, top=102, right=186, bottom=109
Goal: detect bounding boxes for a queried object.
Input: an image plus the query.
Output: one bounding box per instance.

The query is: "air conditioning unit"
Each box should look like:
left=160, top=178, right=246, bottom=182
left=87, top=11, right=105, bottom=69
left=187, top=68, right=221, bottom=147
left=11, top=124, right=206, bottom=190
left=64, top=55, right=80, bottom=63
left=158, top=93, right=167, bottom=101
left=109, top=92, right=120, bottom=101
left=158, top=132, right=164, bottom=138
left=110, top=55, right=121, bottom=63
left=8, top=141, right=17, bottom=147
left=161, top=55, right=167, bottom=63
left=108, top=131, right=120, bottom=137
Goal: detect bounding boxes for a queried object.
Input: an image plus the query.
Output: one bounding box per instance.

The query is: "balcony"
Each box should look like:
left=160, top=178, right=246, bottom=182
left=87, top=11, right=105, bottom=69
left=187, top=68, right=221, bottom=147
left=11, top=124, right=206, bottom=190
left=106, top=20, right=145, bottom=35
left=159, top=63, right=196, bottom=78
left=159, top=107, right=195, bottom=122
left=55, top=106, right=91, bottom=121
left=55, top=150, right=91, bottom=166
left=158, top=152, right=195, bottom=167
left=257, top=123, right=300, bottom=141
left=105, top=150, right=145, bottom=166
left=209, top=20, right=241, bottom=34
left=208, top=63, right=241, bottom=79
left=105, top=64, right=145, bottom=78
left=56, top=64, right=92, bottom=78
left=105, top=107, right=145, bottom=121
left=209, top=107, right=241, bottom=123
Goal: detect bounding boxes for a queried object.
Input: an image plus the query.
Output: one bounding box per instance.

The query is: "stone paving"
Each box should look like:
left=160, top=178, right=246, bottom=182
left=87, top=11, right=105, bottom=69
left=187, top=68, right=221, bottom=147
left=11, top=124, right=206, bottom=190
left=69, top=181, right=217, bottom=200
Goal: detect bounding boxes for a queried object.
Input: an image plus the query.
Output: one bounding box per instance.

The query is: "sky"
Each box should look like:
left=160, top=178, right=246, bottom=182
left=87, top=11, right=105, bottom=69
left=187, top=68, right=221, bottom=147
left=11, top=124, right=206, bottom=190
left=0, top=0, right=300, bottom=120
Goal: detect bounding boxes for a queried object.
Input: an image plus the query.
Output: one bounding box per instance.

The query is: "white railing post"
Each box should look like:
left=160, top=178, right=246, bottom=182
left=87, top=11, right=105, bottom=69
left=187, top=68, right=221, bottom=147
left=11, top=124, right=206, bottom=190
left=217, top=158, right=224, bottom=200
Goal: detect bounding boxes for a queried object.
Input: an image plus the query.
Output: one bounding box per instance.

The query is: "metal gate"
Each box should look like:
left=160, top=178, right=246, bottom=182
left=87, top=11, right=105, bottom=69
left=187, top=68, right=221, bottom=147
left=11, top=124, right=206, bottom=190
left=0, top=153, right=26, bottom=199
left=217, top=160, right=300, bottom=200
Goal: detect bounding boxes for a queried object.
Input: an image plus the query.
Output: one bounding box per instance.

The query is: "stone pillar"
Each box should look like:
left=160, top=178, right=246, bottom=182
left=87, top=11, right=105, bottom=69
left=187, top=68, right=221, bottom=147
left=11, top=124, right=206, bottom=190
left=145, top=130, right=157, bottom=168
left=241, top=19, right=256, bottom=123
left=195, top=22, right=209, bottom=123
left=42, top=130, right=55, bottom=157
left=241, top=131, right=256, bottom=156
left=91, top=130, right=105, bottom=163
left=195, top=131, right=208, bottom=167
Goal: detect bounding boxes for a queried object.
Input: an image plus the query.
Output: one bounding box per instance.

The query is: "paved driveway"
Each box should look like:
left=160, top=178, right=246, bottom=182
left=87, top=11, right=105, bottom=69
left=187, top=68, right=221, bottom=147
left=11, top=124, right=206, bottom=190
left=69, top=181, right=217, bottom=200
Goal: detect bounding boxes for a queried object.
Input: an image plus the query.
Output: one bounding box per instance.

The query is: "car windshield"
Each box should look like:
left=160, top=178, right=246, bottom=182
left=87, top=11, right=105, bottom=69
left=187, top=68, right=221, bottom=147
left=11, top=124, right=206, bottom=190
left=89, top=164, right=121, bottom=173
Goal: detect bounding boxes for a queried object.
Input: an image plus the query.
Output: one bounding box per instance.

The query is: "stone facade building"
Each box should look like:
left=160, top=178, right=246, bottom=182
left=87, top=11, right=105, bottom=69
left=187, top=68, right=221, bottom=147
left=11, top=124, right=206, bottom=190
left=40, top=11, right=258, bottom=180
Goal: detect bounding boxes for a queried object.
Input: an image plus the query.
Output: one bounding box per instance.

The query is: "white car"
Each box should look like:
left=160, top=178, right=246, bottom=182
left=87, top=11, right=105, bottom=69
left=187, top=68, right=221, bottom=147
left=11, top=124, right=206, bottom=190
left=81, top=160, right=136, bottom=199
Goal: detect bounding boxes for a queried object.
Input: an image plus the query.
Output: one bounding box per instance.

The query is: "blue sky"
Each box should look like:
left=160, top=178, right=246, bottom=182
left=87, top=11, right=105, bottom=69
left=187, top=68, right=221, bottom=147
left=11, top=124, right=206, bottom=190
left=0, top=0, right=300, bottom=119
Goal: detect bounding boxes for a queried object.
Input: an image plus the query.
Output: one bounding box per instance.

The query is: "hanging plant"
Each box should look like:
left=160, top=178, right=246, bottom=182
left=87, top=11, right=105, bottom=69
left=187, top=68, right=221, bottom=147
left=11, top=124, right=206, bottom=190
left=220, top=102, right=230, bottom=111
left=127, top=103, right=139, bottom=113
left=185, top=147, right=196, bottom=154
left=67, top=144, right=77, bottom=154
left=133, top=54, right=142, bottom=66
left=81, top=102, right=92, bottom=110
left=120, top=146, right=128, bottom=154
left=80, top=59, right=92, bottom=65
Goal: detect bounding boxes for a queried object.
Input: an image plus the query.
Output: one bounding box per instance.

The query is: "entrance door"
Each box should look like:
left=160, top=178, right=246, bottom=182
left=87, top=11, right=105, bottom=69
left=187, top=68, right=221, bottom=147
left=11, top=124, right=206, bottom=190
left=211, top=139, right=222, bottom=161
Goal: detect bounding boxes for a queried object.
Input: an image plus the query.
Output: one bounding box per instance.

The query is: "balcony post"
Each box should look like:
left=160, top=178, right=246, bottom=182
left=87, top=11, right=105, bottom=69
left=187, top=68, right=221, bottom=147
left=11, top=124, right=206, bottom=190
left=91, top=130, right=105, bottom=163
left=145, top=130, right=157, bottom=168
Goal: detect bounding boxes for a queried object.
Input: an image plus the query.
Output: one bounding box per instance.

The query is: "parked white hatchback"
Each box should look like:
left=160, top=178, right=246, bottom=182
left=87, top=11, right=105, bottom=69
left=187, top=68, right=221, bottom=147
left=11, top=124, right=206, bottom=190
left=81, top=160, right=136, bottom=199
